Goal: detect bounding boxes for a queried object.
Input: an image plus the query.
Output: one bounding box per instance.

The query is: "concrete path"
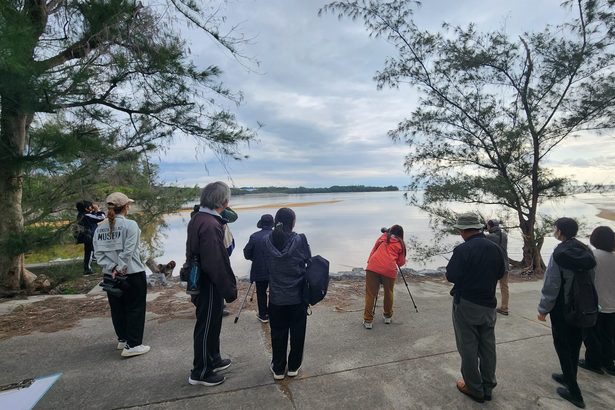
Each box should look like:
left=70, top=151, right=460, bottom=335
left=1, top=279, right=614, bottom=409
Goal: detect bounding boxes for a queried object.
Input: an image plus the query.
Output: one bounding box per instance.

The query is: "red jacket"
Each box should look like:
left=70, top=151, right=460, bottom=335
left=366, top=233, right=406, bottom=278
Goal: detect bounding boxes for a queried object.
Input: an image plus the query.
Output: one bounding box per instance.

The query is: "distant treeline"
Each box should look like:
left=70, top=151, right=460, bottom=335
left=233, top=185, right=399, bottom=195
left=161, top=185, right=399, bottom=199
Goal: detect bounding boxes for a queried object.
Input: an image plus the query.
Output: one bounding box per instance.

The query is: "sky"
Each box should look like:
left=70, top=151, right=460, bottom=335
left=156, top=0, right=615, bottom=189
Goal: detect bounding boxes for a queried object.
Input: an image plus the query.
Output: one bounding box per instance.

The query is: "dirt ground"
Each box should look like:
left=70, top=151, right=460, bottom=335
left=0, top=271, right=537, bottom=341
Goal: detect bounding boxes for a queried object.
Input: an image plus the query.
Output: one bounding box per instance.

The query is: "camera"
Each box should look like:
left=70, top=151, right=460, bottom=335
left=100, top=273, right=130, bottom=297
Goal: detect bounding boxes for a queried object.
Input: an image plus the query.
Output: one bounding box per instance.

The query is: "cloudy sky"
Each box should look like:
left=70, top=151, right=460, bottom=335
left=156, top=0, right=615, bottom=188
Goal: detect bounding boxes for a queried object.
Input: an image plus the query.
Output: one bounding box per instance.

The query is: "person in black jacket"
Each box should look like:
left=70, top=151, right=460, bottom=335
left=538, top=217, right=596, bottom=409
left=446, top=213, right=506, bottom=403
left=185, top=182, right=238, bottom=387
left=263, top=208, right=311, bottom=380
left=76, top=200, right=105, bottom=275
left=243, top=214, right=274, bottom=322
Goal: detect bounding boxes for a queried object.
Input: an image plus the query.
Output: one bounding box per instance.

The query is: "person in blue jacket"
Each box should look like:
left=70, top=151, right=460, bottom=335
left=243, top=214, right=274, bottom=322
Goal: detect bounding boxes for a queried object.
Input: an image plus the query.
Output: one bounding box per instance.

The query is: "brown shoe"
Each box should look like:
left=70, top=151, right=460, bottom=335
left=496, top=308, right=509, bottom=316
left=456, top=379, right=484, bottom=403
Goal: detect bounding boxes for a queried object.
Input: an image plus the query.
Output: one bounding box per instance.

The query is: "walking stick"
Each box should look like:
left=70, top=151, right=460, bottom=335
left=372, top=291, right=378, bottom=316
left=234, top=281, right=254, bottom=323
left=397, top=265, right=418, bottom=312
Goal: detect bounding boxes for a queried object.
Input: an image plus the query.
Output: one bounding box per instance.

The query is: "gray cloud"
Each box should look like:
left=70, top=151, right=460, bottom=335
left=159, top=0, right=613, bottom=187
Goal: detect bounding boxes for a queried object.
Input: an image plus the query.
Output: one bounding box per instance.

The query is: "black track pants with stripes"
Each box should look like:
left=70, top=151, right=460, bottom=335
left=191, top=279, right=224, bottom=380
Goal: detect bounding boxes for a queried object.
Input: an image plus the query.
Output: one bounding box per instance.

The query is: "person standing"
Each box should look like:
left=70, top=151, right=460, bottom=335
left=538, top=217, right=596, bottom=408
left=93, top=192, right=149, bottom=357
left=485, top=219, right=509, bottom=315
left=362, top=225, right=406, bottom=329
left=185, top=182, right=237, bottom=387
left=244, top=214, right=274, bottom=323
left=580, top=226, right=615, bottom=376
left=446, top=213, right=506, bottom=403
left=263, top=208, right=311, bottom=380
left=76, top=200, right=106, bottom=275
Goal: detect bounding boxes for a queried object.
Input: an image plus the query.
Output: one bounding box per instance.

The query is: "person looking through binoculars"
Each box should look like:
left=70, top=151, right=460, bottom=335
left=363, top=225, right=406, bottom=329
left=93, top=192, right=150, bottom=358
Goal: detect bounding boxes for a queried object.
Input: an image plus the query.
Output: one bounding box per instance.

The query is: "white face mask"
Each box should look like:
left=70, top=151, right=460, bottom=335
left=553, top=227, right=561, bottom=241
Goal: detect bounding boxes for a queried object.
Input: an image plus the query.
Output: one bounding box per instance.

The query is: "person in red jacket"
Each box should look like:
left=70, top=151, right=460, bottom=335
left=363, top=225, right=406, bottom=329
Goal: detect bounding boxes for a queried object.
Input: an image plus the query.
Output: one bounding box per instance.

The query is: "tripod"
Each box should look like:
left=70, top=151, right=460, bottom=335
left=234, top=281, right=254, bottom=323
left=397, top=265, right=418, bottom=312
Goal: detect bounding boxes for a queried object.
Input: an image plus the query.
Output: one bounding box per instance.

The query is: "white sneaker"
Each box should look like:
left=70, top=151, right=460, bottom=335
left=116, top=341, right=126, bottom=350
left=287, top=365, right=301, bottom=377
left=363, top=321, right=373, bottom=329
left=121, top=344, right=150, bottom=357
left=384, top=316, right=392, bottom=324
left=270, top=363, right=285, bottom=380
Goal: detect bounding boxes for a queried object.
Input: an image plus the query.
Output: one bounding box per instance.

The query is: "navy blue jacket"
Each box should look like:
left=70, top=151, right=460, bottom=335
left=243, top=228, right=272, bottom=282
left=264, top=232, right=311, bottom=306
left=446, top=233, right=506, bottom=308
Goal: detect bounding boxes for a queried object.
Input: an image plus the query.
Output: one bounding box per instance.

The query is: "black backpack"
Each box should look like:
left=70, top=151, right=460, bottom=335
left=561, top=268, right=599, bottom=328
left=303, top=255, right=330, bottom=306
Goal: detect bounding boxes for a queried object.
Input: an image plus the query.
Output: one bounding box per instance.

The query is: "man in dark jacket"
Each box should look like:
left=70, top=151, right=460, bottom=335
left=538, top=217, right=596, bottom=409
left=185, top=181, right=238, bottom=387
left=243, top=214, right=274, bottom=322
left=446, top=213, right=506, bottom=403
left=485, top=219, right=510, bottom=315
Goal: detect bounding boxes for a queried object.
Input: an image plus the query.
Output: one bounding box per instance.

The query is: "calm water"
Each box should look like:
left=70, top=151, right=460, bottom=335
left=156, top=191, right=615, bottom=278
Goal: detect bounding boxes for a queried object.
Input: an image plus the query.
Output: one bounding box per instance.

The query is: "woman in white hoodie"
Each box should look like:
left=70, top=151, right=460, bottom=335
left=93, top=192, right=149, bottom=357
left=581, top=226, right=615, bottom=375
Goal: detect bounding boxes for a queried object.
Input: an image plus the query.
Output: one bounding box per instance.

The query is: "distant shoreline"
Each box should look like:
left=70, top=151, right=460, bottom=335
left=180, top=199, right=343, bottom=212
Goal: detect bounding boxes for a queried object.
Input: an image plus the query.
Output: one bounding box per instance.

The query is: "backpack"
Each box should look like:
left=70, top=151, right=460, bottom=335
left=303, top=255, right=330, bottom=306
left=561, top=268, right=599, bottom=328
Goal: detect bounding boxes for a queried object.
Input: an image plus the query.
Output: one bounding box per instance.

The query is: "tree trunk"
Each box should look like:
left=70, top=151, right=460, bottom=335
left=520, top=222, right=546, bottom=275
left=0, top=99, right=28, bottom=291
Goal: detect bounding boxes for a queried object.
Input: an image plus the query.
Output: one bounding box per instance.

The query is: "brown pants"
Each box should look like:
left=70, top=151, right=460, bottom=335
left=363, top=270, right=395, bottom=323
left=499, top=273, right=509, bottom=311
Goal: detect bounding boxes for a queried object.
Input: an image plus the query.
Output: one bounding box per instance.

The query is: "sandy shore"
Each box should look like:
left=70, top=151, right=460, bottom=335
left=596, top=208, right=615, bottom=222
left=180, top=199, right=343, bottom=212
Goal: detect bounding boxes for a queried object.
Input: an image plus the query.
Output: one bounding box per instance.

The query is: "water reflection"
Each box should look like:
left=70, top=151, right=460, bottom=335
left=155, top=191, right=615, bottom=278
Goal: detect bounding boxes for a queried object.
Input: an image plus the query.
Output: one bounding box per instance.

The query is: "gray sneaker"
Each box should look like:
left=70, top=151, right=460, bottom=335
left=363, top=321, right=373, bottom=329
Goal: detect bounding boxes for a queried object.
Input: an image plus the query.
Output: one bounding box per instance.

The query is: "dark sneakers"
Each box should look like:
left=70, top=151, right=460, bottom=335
left=556, top=387, right=585, bottom=409
left=212, top=358, right=232, bottom=372
left=551, top=373, right=566, bottom=386
left=578, top=359, right=604, bottom=375
left=188, top=372, right=225, bottom=387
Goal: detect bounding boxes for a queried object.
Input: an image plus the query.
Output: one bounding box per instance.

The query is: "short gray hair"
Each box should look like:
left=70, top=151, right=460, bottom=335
left=200, top=181, right=231, bottom=210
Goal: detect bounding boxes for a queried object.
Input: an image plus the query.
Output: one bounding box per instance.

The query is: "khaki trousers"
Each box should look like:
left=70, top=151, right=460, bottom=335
left=363, top=270, right=395, bottom=323
left=499, top=273, right=509, bottom=311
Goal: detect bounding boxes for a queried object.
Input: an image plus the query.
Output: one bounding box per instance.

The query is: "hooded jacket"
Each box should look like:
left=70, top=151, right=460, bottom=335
left=185, top=209, right=237, bottom=303
left=538, top=238, right=596, bottom=315
left=264, top=232, right=311, bottom=306
left=366, top=233, right=406, bottom=278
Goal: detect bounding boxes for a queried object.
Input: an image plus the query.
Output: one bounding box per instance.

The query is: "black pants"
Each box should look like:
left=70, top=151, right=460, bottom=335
left=83, top=239, right=94, bottom=273
left=107, top=272, right=147, bottom=348
left=584, top=312, right=615, bottom=369
left=269, top=303, right=307, bottom=374
left=255, top=280, right=269, bottom=318
left=191, top=279, right=224, bottom=380
left=550, top=302, right=583, bottom=398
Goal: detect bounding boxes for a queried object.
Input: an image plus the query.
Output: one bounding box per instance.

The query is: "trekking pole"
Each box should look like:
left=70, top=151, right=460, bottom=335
left=234, top=281, right=254, bottom=324
left=372, top=291, right=378, bottom=316
left=249, top=283, right=256, bottom=302
left=397, top=265, right=418, bottom=312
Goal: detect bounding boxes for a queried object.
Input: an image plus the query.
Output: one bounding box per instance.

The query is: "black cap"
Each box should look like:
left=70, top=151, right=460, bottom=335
left=257, top=214, right=274, bottom=229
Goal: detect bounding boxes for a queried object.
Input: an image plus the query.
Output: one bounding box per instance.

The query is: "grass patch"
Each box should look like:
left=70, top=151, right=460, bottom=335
left=28, top=260, right=102, bottom=295
left=25, top=243, right=83, bottom=264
